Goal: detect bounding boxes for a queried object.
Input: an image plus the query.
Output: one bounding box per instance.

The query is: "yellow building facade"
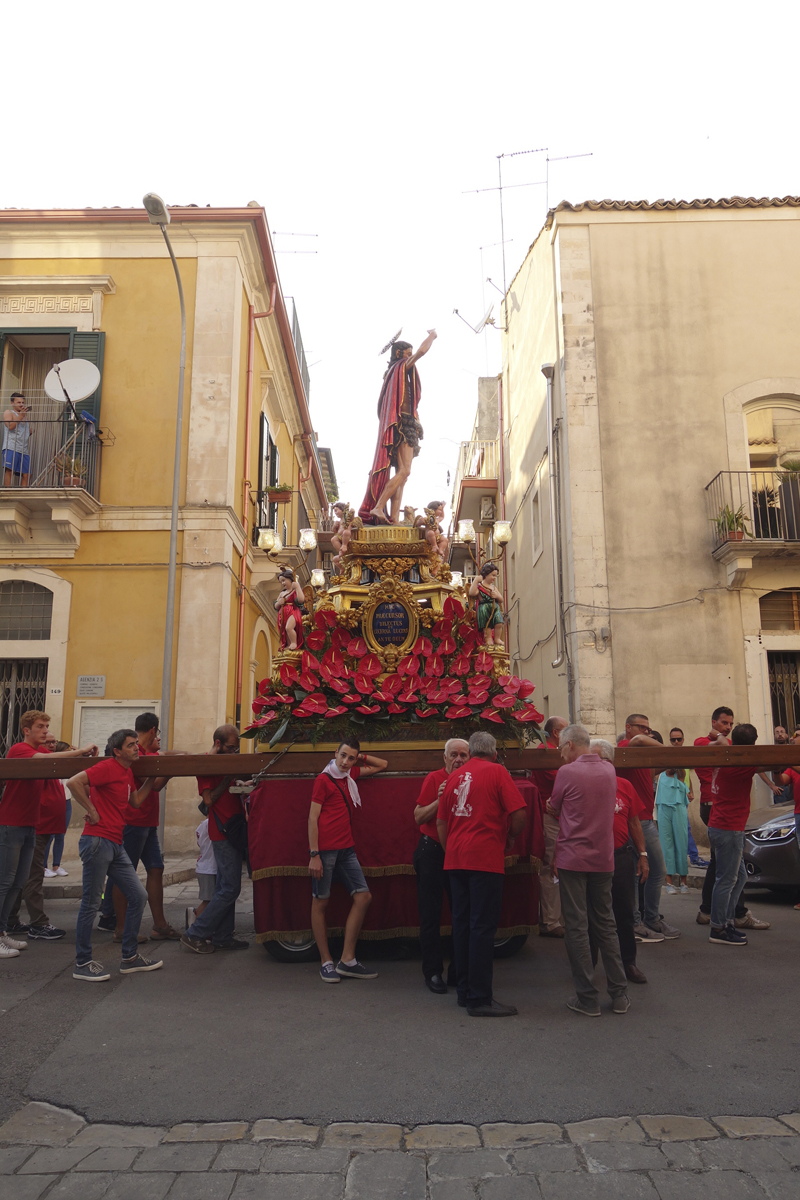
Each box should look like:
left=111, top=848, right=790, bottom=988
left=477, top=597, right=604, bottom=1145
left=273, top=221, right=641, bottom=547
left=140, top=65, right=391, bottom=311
left=0, top=206, right=332, bottom=851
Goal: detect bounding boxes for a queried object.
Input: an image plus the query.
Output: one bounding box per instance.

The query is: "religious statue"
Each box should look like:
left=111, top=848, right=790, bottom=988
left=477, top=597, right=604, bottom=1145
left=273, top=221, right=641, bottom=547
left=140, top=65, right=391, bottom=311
left=401, top=505, right=417, bottom=526
left=274, top=567, right=305, bottom=650
left=469, top=561, right=505, bottom=646
left=358, top=328, right=438, bottom=525
left=418, top=500, right=449, bottom=560
left=331, top=503, right=356, bottom=571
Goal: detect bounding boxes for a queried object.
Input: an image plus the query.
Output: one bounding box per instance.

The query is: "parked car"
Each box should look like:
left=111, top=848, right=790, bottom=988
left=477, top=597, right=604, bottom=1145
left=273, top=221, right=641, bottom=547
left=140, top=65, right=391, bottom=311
left=743, top=807, right=800, bottom=892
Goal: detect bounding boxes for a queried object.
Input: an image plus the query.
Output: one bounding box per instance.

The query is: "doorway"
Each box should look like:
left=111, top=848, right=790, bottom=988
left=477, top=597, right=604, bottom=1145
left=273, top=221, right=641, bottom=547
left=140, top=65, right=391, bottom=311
left=767, top=650, right=800, bottom=736
left=0, top=658, right=48, bottom=753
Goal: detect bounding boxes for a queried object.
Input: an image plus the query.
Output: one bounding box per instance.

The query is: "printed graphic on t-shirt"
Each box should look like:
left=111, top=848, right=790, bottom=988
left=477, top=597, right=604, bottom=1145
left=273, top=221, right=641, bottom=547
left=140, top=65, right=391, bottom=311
left=451, top=772, right=473, bottom=818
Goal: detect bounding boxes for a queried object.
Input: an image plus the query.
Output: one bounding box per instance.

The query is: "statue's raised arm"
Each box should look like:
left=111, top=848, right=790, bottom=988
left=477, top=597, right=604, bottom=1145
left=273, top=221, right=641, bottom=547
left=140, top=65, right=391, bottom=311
left=358, top=329, right=437, bottom=525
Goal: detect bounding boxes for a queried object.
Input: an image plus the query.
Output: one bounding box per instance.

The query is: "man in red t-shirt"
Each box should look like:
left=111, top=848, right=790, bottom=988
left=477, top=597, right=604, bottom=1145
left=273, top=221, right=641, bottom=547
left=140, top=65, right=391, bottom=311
left=777, top=748, right=800, bottom=910
left=617, top=712, right=679, bottom=943
left=308, top=738, right=387, bottom=983
left=437, top=731, right=526, bottom=1017
left=412, top=737, right=469, bottom=993
left=0, top=710, right=97, bottom=959
left=68, top=729, right=163, bottom=981
left=182, top=724, right=252, bottom=954
left=7, top=739, right=72, bottom=941
left=531, top=716, right=567, bottom=938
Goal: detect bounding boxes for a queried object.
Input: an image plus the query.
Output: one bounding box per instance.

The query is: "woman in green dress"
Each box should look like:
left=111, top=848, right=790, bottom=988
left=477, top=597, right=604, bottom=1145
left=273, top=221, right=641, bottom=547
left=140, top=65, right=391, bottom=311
left=469, top=562, right=505, bottom=646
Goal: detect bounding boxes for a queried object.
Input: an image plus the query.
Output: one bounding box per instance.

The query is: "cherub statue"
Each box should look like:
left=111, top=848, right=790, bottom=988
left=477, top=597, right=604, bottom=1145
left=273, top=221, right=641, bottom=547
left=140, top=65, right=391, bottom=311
left=469, top=561, right=505, bottom=647
left=420, top=500, right=449, bottom=559
left=332, top=504, right=356, bottom=570
left=274, top=567, right=306, bottom=650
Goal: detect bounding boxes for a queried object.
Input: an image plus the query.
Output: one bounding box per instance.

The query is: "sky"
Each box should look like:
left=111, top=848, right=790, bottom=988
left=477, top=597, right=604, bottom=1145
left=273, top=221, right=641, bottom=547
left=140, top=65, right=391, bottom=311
left=6, top=1, right=800, bottom=520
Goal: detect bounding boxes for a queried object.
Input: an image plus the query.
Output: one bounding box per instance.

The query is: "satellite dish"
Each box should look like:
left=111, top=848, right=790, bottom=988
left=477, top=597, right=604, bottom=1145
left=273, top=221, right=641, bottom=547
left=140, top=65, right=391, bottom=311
left=44, top=359, right=101, bottom=404
left=474, top=304, right=495, bottom=333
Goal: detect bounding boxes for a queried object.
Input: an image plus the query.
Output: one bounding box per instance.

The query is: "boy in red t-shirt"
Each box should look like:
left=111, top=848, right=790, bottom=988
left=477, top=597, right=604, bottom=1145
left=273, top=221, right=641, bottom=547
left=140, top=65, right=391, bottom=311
left=0, top=710, right=97, bottom=959
left=67, top=729, right=162, bottom=981
left=308, top=738, right=387, bottom=984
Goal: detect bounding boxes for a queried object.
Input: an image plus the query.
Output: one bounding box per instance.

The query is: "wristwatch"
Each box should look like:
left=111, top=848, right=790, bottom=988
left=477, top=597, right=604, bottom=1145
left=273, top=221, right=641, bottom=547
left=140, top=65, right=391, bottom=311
left=640, top=852, right=648, bottom=857
left=309, top=850, right=320, bottom=857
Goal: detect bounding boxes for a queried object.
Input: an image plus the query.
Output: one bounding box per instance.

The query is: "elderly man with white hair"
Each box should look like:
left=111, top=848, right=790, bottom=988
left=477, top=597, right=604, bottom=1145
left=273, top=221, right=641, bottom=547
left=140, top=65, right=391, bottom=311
left=413, top=737, right=470, bottom=994
left=548, top=723, right=630, bottom=1016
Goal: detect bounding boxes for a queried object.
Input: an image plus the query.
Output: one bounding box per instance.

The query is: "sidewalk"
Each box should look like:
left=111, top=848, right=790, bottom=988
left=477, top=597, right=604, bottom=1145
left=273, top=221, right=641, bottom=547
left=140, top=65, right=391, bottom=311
left=2, top=1103, right=799, bottom=1199
left=41, top=855, right=198, bottom=900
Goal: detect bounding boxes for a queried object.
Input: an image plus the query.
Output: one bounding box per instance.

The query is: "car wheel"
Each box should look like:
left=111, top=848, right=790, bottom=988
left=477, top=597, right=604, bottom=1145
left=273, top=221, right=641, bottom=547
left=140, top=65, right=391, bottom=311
left=263, top=935, right=318, bottom=963
left=493, top=934, right=528, bottom=959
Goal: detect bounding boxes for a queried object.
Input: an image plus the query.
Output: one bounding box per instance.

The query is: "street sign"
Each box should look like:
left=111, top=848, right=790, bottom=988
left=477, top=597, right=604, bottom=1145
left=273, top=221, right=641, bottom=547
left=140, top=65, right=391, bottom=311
left=76, top=675, right=106, bottom=698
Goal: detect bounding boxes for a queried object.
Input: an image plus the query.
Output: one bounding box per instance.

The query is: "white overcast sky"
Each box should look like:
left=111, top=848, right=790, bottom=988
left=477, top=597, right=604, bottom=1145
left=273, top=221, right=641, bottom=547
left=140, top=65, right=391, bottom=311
left=6, top=2, right=799, bottom=517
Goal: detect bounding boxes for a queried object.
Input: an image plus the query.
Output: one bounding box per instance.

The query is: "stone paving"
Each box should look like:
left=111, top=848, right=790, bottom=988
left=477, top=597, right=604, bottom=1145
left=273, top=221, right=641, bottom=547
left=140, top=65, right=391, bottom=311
left=2, top=1102, right=800, bottom=1199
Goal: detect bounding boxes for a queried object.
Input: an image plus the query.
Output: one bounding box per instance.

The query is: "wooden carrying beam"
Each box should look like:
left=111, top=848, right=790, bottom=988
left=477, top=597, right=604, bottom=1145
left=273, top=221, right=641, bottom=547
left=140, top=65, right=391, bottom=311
left=4, top=744, right=800, bottom=780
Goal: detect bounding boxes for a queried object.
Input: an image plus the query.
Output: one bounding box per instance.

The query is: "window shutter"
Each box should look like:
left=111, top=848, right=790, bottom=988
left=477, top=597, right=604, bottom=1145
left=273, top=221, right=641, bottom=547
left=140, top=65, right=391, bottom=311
left=68, top=331, right=105, bottom=423
left=0, top=333, right=5, bottom=389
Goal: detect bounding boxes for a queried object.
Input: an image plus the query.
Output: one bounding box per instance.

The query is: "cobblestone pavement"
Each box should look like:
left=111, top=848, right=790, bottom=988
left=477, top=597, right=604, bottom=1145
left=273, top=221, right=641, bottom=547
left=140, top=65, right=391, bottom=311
left=2, top=1103, right=800, bottom=1199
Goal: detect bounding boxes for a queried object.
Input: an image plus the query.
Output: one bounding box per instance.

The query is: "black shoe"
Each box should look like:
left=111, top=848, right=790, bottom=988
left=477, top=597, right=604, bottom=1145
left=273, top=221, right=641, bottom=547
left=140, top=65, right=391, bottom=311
left=467, top=999, right=518, bottom=1017
left=425, top=974, right=448, bottom=994
left=457, top=995, right=468, bottom=1008
left=5, top=921, right=29, bottom=935
left=625, top=963, right=648, bottom=984
left=97, top=916, right=116, bottom=932
left=709, top=926, right=748, bottom=946
left=28, top=924, right=66, bottom=941
left=214, top=938, right=249, bottom=950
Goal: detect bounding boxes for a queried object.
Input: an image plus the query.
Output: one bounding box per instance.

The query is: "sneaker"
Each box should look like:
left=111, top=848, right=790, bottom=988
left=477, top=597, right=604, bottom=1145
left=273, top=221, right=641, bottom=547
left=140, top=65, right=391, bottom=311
left=180, top=934, right=214, bottom=955
left=612, top=994, right=631, bottom=1014
left=73, top=960, right=111, bottom=981
left=709, top=926, right=748, bottom=946
left=0, top=942, right=19, bottom=958
left=648, top=918, right=680, bottom=940
left=0, top=934, right=27, bottom=951
left=97, top=915, right=117, bottom=932
left=5, top=920, right=29, bottom=935
left=43, top=868, right=57, bottom=878
left=28, top=924, right=66, bottom=941
left=335, top=959, right=378, bottom=980
left=55, top=866, right=68, bottom=877
left=634, top=924, right=665, bottom=944
left=691, top=856, right=710, bottom=867
left=185, top=906, right=195, bottom=931
left=735, top=910, right=771, bottom=931
left=319, top=962, right=341, bottom=984
left=567, top=995, right=601, bottom=1017
left=679, top=884, right=690, bottom=894
left=664, top=884, right=677, bottom=895
left=120, top=953, right=163, bottom=974
left=696, top=909, right=711, bottom=925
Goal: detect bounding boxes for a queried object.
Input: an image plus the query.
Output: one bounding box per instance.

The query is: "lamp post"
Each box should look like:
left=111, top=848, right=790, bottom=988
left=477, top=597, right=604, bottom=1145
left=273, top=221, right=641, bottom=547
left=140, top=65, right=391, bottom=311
left=143, top=192, right=186, bottom=846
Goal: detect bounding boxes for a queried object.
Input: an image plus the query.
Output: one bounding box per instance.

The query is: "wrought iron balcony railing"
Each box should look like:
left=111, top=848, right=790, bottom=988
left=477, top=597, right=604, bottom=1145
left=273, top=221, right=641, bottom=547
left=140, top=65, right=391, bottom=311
left=705, top=470, right=800, bottom=550
left=1, top=412, right=102, bottom=498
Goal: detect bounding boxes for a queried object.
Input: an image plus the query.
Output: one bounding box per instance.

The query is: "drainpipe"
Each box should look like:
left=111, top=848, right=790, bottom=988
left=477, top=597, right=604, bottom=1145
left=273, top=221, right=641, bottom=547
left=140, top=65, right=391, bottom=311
left=542, top=363, right=564, bottom=670
left=497, top=375, right=509, bottom=629
left=234, top=285, right=276, bottom=727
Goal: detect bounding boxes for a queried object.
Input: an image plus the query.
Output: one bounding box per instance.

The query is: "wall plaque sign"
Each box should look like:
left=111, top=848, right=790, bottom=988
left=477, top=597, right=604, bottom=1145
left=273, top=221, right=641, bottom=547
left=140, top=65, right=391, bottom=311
left=77, top=675, right=106, bottom=698
left=370, top=601, right=411, bottom=648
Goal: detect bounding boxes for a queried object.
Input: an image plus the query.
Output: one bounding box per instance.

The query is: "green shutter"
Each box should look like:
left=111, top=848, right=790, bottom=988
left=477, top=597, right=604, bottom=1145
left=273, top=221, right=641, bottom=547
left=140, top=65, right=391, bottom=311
left=68, top=331, right=105, bottom=423
left=0, top=333, right=5, bottom=390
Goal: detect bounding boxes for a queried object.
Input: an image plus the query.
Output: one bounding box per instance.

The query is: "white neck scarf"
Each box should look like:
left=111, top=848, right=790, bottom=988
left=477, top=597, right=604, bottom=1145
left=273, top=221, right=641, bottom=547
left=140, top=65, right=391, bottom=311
left=323, top=759, right=362, bottom=808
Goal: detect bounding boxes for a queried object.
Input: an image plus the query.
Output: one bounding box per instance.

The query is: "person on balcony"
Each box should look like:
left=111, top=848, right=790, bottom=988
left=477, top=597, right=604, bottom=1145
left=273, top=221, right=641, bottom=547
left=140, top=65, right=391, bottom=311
left=274, top=568, right=305, bottom=651
left=469, top=562, right=505, bottom=647
left=2, top=392, right=33, bottom=487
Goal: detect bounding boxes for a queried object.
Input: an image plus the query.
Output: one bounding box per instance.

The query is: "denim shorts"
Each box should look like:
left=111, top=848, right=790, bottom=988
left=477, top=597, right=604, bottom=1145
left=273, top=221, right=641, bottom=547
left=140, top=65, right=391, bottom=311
left=311, top=846, right=369, bottom=900
left=122, top=824, right=164, bottom=872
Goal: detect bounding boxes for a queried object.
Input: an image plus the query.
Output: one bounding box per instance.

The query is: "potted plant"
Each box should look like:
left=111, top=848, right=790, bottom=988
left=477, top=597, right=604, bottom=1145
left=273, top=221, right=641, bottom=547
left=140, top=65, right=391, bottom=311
left=56, top=454, right=86, bottom=488
left=267, top=482, right=293, bottom=504
left=713, top=503, right=751, bottom=542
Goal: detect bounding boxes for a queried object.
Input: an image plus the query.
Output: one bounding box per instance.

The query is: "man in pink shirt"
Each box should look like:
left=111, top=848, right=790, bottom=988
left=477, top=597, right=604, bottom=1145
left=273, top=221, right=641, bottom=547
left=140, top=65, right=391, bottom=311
left=549, top=723, right=629, bottom=1017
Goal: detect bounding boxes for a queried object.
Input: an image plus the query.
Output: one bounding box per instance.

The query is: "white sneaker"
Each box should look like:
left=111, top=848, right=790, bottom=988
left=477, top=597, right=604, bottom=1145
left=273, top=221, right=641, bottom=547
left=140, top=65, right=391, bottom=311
left=55, top=866, right=68, bottom=877
left=0, top=934, right=28, bottom=951
left=43, top=868, right=57, bottom=878
left=664, top=884, right=677, bottom=895
left=679, top=884, right=690, bottom=894
left=0, top=941, right=20, bottom=958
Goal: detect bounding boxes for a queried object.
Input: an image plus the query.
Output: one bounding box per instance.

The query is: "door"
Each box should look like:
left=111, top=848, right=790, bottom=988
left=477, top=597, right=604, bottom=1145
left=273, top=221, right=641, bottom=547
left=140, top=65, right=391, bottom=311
left=767, top=650, right=800, bottom=736
left=0, top=658, right=48, bottom=754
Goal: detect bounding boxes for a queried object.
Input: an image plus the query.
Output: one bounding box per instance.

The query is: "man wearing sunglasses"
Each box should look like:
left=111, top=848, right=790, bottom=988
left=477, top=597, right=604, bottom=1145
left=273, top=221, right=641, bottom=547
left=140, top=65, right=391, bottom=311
left=616, top=714, right=679, bottom=943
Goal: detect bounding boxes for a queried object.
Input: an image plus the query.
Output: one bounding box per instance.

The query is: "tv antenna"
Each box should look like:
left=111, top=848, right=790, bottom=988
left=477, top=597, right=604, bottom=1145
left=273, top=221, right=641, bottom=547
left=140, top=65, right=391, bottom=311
left=271, top=231, right=319, bottom=255
left=453, top=304, right=495, bottom=334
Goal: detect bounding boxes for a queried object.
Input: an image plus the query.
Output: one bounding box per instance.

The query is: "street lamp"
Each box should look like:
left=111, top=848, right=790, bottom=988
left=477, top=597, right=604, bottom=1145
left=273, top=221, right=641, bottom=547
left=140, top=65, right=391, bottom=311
left=144, top=192, right=186, bottom=846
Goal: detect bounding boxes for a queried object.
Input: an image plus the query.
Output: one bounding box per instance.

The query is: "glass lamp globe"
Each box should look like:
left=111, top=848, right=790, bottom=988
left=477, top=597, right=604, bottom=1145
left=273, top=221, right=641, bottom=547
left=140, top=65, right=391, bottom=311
left=310, top=568, right=326, bottom=589
left=450, top=571, right=464, bottom=588
left=271, top=534, right=283, bottom=554
left=457, top=518, right=476, bottom=542
left=299, top=528, right=317, bottom=551
left=257, top=528, right=276, bottom=551
left=493, top=519, right=512, bottom=545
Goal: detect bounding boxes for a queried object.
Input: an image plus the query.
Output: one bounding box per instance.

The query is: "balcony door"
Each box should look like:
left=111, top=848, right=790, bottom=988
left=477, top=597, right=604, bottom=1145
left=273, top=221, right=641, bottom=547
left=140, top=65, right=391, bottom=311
left=767, top=650, right=800, bottom=737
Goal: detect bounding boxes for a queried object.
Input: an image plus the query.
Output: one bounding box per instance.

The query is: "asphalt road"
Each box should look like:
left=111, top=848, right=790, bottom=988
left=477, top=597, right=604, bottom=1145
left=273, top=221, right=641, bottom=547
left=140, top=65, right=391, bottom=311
left=1, top=883, right=798, bottom=1128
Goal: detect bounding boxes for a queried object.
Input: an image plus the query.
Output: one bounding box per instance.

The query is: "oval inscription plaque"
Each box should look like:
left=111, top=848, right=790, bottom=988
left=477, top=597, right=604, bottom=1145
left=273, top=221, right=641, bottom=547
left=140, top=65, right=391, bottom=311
left=371, top=601, right=410, bottom=648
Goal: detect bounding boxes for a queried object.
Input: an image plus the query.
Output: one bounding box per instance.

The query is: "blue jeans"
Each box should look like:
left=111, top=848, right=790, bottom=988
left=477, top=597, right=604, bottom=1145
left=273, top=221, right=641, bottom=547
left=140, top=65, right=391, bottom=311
left=44, top=799, right=72, bottom=868
left=186, top=839, right=243, bottom=946
left=634, top=819, right=666, bottom=929
left=0, top=825, right=36, bottom=932
left=76, top=835, right=147, bottom=963
left=708, top=827, right=747, bottom=928
left=99, top=825, right=164, bottom=921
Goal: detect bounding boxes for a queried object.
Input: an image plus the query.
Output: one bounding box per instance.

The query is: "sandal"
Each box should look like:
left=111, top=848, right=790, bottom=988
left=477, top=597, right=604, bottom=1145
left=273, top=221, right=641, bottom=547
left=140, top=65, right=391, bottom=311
left=150, top=925, right=182, bottom=941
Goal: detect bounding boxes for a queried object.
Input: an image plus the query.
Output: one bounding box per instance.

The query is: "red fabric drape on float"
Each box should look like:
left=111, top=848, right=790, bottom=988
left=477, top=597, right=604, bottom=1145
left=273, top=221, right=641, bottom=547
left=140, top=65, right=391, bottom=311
left=358, top=360, right=421, bottom=523
left=249, top=774, right=543, bottom=942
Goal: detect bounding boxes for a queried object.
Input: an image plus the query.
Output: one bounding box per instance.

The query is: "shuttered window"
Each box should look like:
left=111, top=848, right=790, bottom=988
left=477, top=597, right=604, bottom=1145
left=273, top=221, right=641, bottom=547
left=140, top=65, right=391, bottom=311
left=760, top=589, right=800, bottom=631
left=0, top=581, right=53, bottom=639
left=68, top=331, right=105, bottom=423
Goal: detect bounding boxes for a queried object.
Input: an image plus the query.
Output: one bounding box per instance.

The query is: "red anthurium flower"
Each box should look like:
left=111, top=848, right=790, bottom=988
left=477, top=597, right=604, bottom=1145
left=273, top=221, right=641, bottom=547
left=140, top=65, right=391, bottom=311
left=469, top=674, right=492, bottom=690
left=348, top=637, right=368, bottom=658
left=371, top=690, right=392, bottom=703
left=425, top=654, right=444, bottom=678
left=426, top=689, right=446, bottom=704
left=446, top=693, right=467, bottom=706
left=415, top=707, right=438, bottom=719
left=450, top=656, right=471, bottom=676
left=272, top=692, right=292, bottom=704
left=398, top=654, right=420, bottom=676
left=446, top=705, right=472, bottom=719
left=467, top=690, right=489, bottom=706
left=305, top=695, right=328, bottom=714
left=412, top=636, right=433, bottom=656
left=492, top=694, right=517, bottom=708
left=324, top=706, right=347, bottom=717
left=328, top=677, right=350, bottom=694
left=257, top=677, right=271, bottom=696
left=475, top=651, right=493, bottom=673
left=432, top=618, right=452, bottom=639
left=315, top=609, right=337, bottom=629
left=480, top=707, right=505, bottom=724
left=517, top=679, right=536, bottom=698
left=251, top=712, right=278, bottom=725
left=298, top=672, right=319, bottom=692
left=279, top=663, right=300, bottom=687
left=322, top=648, right=346, bottom=677
left=442, top=677, right=462, bottom=694
left=498, top=674, right=519, bottom=690
left=251, top=698, right=270, bottom=712
left=361, top=653, right=382, bottom=678
left=356, top=704, right=381, bottom=715
left=354, top=673, right=375, bottom=694
left=382, top=673, right=403, bottom=696
left=302, top=651, right=321, bottom=673
left=292, top=704, right=313, bottom=719
left=331, top=627, right=350, bottom=650
left=339, top=694, right=360, bottom=705
left=387, top=702, right=406, bottom=714
left=318, top=664, right=334, bottom=685
left=437, top=637, right=456, bottom=655
left=444, top=595, right=465, bottom=619
left=304, top=630, right=326, bottom=653
left=514, top=707, right=543, bottom=723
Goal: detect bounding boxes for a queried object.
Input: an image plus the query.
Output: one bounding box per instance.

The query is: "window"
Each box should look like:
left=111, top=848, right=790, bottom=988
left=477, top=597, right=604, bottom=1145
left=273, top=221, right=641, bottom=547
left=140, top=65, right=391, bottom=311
left=531, top=486, right=542, bottom=562
left=254, top=415, right=280, bottom=540
left=747, top=403, right=800, bottom=469
left=0, top=581, right=53, bottom=639
left=0, top=658, right=48, bottom=753
left=760, top=589, right=800, bottom=631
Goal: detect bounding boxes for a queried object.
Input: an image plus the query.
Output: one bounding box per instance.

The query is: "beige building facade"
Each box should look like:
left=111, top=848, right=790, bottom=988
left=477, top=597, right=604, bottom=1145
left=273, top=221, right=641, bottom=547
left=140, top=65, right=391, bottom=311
left=489, top=196, right=800, bottom=757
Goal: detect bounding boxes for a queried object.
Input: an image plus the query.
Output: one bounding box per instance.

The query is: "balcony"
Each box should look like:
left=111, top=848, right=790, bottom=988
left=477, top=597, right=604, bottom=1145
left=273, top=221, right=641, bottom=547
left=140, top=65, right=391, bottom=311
left=705, top=470, right=800, bottom=585
left=451, top=439, right=499, bottom=517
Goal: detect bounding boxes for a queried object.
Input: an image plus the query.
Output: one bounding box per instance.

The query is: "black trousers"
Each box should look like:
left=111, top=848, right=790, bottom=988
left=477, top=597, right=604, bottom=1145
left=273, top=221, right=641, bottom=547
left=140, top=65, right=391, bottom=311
left=413, top=835, right=454, bottom=981
left=591, top=847, right=637, bottom=967
left=449, top=869, right=504, bottom=1007
left=699, top=803, right=746, bottom=918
